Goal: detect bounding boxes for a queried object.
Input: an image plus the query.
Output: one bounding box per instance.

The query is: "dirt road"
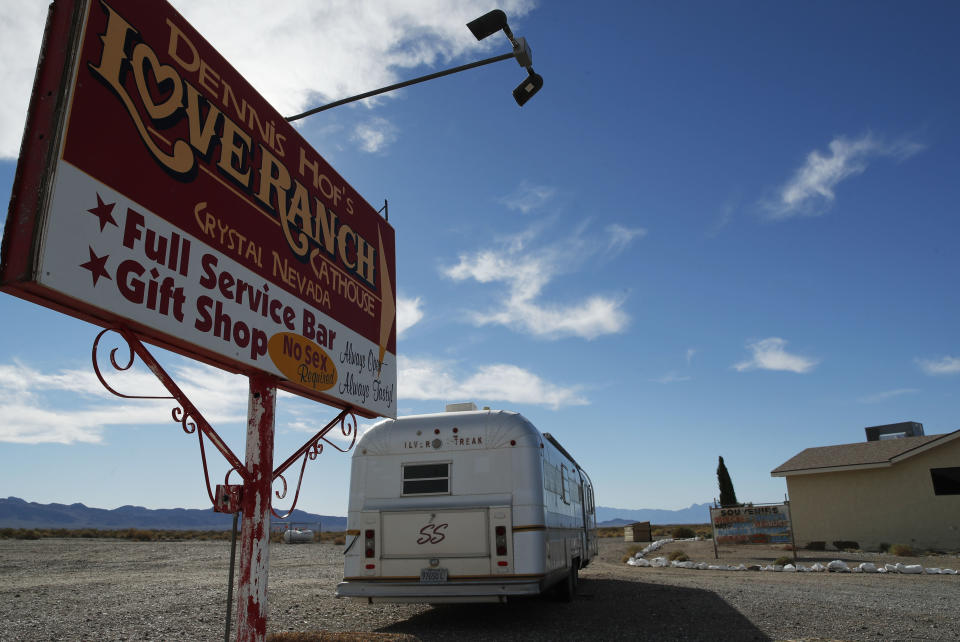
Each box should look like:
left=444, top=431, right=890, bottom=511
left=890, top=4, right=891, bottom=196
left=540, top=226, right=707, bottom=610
left=1, top=537, right=957, bottom=641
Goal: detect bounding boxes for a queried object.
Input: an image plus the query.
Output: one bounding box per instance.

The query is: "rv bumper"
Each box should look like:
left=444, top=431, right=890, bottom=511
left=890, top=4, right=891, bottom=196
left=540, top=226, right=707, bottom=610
left=335, top=577, right=545, bottom=603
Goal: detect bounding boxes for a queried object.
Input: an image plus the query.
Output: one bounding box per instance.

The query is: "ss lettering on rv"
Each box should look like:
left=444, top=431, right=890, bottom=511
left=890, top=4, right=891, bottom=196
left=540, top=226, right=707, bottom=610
left=417, top=523, right=448, bottom=545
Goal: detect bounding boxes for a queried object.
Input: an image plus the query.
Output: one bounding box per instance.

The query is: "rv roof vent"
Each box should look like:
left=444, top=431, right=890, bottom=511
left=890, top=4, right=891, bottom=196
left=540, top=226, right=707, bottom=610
left=445, top=402, right=478, bottom=412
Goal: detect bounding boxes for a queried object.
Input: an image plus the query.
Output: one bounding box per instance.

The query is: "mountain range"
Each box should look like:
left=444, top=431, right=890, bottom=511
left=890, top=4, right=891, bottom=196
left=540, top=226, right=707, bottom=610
left=0, top=496, right=346, bottom=531
left=596, top=503, right=711, bottom=525
left=1, top=497, right=711, bottom=531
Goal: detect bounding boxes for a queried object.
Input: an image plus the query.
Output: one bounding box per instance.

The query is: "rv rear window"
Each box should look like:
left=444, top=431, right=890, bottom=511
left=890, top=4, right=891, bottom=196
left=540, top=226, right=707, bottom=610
left=402, top=463, right=450, bottom=495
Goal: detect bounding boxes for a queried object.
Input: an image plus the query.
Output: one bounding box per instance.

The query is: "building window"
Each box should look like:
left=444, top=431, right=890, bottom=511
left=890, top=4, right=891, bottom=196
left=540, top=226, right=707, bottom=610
left=402, top=463, right=450, bottom=495
left=930, top=467, right=960, bottom=495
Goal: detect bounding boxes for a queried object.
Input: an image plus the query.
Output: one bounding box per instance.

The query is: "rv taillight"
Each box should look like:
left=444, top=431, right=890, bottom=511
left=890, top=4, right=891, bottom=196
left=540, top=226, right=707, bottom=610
left=495, top=525, right=507, bottom=556
left=365, top=529, right=375, bottom=558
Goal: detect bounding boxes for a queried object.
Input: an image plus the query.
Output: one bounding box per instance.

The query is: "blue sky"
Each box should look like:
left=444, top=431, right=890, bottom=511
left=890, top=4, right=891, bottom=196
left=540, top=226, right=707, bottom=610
left=1, top=1, right=958, bottom=517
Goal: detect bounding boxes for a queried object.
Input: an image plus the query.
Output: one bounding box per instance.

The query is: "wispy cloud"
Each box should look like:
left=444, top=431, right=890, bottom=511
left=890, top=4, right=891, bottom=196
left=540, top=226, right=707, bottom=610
left=858, top=388, right=919, bottom=404
left=0, top=0, right=536, bottom=158
left=916, top=356, right=960, bottom=376
left=399, top=356, right=587, bottom=409
left=397, top=295, right=425, bottom=337
left=605, top=224, right=647, bottom=253
left=733, top=337, right=819, bottom=374
left=653, top=372, right=691, bottom=384
left=499, top=181, right=556, bottom=214
left=352, top=118, right=398, bottom=153
left=766, top=133, right=924, bottom=219
left=0, top=359, right=247, bottom=444
left=685, top=348, right=696, bottom=364
left=442, top=227, right=629, bottom=340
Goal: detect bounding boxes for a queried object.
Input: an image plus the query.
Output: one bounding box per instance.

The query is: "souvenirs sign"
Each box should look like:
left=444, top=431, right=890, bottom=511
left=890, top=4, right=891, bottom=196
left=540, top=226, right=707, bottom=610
left=710, top=504, right=793, bottom=545
left=1, top=0, right=397, bottom=418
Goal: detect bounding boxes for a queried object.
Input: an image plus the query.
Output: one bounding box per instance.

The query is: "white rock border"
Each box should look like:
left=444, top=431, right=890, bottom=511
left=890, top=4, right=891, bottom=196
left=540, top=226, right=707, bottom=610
left=625, top=540, right=959, bottom=575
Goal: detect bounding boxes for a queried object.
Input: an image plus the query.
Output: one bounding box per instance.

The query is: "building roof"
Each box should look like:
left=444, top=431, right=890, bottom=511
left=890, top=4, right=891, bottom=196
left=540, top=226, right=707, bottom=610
left=771, top=429, right=960, bottom=477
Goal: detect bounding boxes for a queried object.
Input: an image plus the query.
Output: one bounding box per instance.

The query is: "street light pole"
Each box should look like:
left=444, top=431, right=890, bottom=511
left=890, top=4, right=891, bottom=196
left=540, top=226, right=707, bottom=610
left=286, top=51, right=515, bottom=122
left=286, top=9, right=542, bottom=122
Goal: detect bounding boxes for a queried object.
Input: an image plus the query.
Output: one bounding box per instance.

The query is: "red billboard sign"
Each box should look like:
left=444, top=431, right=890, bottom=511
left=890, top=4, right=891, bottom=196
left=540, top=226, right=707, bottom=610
left=1, top=0, right=397, bottom=418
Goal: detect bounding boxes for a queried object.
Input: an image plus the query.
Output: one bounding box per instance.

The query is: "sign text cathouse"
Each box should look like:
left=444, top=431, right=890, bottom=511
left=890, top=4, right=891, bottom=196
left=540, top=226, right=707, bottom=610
left=1, top=0, right=397, bottom=418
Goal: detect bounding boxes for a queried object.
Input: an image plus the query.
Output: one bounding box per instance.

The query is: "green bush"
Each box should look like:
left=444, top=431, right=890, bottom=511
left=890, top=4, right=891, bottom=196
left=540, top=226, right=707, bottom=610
left=774, top=556, right=793, bottom=566
left=672, top=526, right=696, bottom=539
left=667, top=550, right=689, bottom=562
left=888, top=544, right=915, bottom=557
left=832, top=540, right=859, bottom=550
left=805, top=541, right=826, bottom=551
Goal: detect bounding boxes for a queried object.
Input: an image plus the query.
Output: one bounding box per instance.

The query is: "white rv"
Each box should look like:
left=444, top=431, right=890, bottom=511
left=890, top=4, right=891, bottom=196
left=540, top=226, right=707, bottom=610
left=336, top=404, right=597, bottom=604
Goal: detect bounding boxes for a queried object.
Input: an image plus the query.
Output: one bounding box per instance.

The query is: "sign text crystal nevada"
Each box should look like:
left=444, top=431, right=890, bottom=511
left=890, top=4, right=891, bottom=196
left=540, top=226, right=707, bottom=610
left=88, top=1, right=378, bottom=288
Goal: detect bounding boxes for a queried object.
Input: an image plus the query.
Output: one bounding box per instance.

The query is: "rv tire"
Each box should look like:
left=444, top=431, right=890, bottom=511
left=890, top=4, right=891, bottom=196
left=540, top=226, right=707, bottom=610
left=554, top=564, right=576, bottom=602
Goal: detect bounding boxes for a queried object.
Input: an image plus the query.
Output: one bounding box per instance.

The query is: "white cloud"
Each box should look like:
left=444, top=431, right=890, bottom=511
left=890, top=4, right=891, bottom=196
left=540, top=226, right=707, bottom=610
left=0, top=0, right=536, bottom=158
left=352, top=117, right=398, bottom=153
left=0, top=3, right=49, bottom=160
left=653, top=372, right=691, bottom=384
left=443, top=228, right=629, bottom=340
left=685, top=348, right=696, bottom=364
left=858, top=388, right=919, bottom=404
left=399, top=356, right=587, bottom=409
left=0, top=359, right=248, bottom=444
left=767, top=133, right=924, bottom=219
left=397, top=295, right=425, bottom=337
left=500, top=181, right=556, bottom=213
left=733, top=337, right=818, bottom=374
left=916, top=356, right=960, bottom=376
left=605, top=224, right=647, bottom=253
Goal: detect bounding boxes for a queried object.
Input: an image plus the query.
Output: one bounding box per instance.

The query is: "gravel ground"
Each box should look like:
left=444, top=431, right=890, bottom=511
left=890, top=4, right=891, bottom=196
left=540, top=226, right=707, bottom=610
left=1, top=537, right=958, bottom=641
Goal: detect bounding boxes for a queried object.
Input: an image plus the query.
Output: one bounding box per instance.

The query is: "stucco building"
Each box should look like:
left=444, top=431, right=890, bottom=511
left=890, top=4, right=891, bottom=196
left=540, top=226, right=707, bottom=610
left=771, top=425, right=960, bottom=552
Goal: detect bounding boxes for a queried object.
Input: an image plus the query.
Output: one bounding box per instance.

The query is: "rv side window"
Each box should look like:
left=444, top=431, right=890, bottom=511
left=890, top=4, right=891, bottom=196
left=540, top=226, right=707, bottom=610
left=561, top=464, right=569, bottom=504
left=402, top=463, right=450, bottom=495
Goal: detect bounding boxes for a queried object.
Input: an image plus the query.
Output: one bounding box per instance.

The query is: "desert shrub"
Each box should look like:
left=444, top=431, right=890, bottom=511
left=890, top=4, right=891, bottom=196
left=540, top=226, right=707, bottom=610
left=832, top=540, right=859, bottom=551
left=878, top=542, right=891, bottom=553
left=333, top=536, right=345, bottom=545
left=774, top=556, right=793, bottom=566
left=672, top=526, right=696, bottom=539
left=888, top=544, right=915, bottom=557
left=18, top=530, right=41, bottom=540
left=667, top=550, right=689, bottom=562
left=805, top=541, right=826, bottom=551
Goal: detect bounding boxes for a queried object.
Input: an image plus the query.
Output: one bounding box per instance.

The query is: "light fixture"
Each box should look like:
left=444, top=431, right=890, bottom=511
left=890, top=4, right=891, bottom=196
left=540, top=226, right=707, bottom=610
left=467, top=10, right=509, bottom=41
left=466, top=9, right=543, bottom=106
left=285, top=8, right=543, bottom=121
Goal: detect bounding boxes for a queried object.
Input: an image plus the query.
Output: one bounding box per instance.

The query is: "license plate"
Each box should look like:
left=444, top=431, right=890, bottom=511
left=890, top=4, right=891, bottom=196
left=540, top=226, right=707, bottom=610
left=420, top=568, right=448, bottom=584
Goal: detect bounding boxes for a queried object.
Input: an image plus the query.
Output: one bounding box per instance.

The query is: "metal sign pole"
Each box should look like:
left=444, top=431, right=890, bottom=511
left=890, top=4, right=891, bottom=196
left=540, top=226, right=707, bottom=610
left=711, top=500, right=719, bottom=560
left=786, top=497, right=798, bottom=563
left=236, top=375, right=277, bottom=642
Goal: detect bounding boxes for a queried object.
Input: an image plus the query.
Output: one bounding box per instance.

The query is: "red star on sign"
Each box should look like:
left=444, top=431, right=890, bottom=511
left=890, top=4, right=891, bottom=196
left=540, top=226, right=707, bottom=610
left=87, top=194, right=118, bottom=231
left=79, top=246, right=111, bottom=286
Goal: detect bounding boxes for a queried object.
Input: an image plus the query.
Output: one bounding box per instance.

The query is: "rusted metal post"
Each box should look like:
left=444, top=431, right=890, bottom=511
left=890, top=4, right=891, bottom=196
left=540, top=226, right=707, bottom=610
left=236, top=375, right=277, bottom=642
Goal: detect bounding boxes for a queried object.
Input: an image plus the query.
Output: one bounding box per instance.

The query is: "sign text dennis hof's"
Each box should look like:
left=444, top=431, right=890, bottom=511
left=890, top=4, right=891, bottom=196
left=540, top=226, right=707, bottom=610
left=1, top=0, right=397, bottom=418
